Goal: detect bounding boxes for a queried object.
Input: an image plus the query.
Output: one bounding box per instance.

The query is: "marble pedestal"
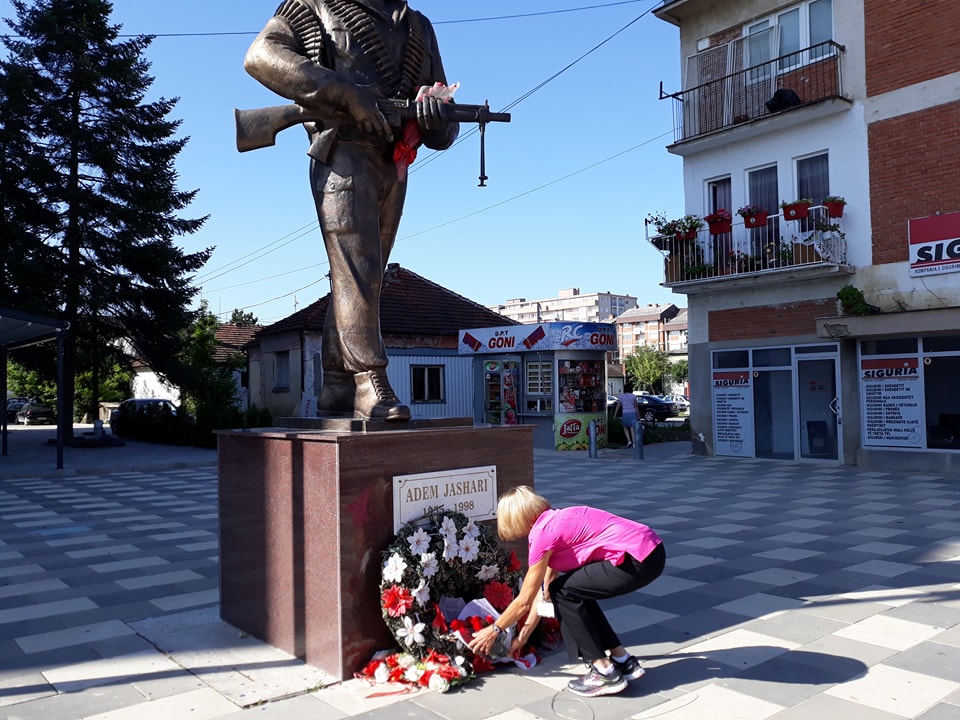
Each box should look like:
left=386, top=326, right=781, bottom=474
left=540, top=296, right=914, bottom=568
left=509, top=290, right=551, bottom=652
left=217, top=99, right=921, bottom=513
left=216, top=420, right=534, bottom=680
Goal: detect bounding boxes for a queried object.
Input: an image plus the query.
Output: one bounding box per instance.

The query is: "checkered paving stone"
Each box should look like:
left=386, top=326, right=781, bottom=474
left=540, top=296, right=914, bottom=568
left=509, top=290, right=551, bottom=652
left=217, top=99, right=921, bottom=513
left=1, top=452, right=960, bottom=719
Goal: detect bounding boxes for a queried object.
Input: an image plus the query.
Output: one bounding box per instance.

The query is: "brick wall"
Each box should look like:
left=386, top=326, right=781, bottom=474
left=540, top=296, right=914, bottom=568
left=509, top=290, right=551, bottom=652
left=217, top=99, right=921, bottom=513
left=868, top=100, right=960, bottom=264
left=709, top=299, right=835, bottom=342
left=865, top=0, right=960, bottom=96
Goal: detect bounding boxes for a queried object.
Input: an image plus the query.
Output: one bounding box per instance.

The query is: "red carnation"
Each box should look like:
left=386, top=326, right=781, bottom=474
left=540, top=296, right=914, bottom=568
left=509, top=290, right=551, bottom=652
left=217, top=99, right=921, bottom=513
left=483, top=580, right=514, bottom=611
left=468, top=615, right=484, bottom=632
left=361, top=658, right=382, bottom=676
left=382, top=585, right=415, bottom=617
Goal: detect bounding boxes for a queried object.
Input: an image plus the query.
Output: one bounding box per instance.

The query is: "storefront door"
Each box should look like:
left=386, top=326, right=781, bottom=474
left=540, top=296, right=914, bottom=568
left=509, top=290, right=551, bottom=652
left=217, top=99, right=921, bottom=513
left=796, top=356, right=841, bottom=461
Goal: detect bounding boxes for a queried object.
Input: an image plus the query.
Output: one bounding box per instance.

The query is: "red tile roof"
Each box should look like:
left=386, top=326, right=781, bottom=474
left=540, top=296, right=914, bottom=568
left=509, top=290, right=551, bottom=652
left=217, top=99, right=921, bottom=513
left=255, top=264, right=517, bottom=341
left=214, top=324, right=262, bottom=363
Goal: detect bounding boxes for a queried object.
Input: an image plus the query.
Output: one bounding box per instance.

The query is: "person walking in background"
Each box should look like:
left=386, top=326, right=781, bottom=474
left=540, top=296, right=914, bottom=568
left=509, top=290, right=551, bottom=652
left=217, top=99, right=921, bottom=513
left=617, top=384, right=640, bottom=447
left=468, top=486, right=666, bottom=698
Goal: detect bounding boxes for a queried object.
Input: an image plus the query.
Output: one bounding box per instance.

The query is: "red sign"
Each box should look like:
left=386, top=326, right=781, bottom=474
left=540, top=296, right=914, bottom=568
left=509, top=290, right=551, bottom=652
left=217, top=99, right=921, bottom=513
left=909, top=211, right=960, bottom=277
left=559, top=419, right=582, bottom=438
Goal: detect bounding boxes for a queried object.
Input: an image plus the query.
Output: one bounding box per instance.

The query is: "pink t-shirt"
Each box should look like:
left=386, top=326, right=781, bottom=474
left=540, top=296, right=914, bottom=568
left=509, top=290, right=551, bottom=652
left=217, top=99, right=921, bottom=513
left=528, top=506, right=662, bottom=572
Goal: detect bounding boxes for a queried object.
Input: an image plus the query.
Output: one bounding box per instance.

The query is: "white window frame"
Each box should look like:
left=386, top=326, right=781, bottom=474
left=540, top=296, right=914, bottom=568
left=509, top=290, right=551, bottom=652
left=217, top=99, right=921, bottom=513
left=411, top=365, right=445, bottom=403
left=746, top=0, right=835, bottom=72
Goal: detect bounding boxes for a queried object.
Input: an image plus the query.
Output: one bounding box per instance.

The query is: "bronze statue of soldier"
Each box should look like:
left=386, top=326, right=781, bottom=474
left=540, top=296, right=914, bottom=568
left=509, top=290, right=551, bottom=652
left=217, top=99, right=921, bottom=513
left=244, top=0, right=459, bottom=421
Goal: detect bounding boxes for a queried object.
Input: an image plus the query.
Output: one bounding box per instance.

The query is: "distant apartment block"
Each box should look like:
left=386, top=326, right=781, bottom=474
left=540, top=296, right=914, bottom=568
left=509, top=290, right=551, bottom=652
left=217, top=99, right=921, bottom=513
left=490, top=289, right=638, bottom=325
left=614, top=304, right=688, bottom=360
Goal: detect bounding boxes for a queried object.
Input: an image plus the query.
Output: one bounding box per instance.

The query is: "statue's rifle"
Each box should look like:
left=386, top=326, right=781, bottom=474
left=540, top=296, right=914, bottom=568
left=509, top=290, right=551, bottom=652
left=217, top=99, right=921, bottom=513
left=235, top=99, right=510, bottom=186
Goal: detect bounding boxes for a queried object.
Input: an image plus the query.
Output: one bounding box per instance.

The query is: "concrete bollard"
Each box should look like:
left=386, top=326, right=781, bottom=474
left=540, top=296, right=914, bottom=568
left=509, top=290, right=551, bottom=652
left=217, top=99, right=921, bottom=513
left=634, top=419, right=644, bottom=460
left=588, top=420, right=598, bottom=459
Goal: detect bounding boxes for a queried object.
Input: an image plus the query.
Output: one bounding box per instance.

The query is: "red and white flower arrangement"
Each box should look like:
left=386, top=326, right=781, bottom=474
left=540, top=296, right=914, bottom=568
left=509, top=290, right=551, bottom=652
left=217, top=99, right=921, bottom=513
left=362, top=511, right=531, bottom=691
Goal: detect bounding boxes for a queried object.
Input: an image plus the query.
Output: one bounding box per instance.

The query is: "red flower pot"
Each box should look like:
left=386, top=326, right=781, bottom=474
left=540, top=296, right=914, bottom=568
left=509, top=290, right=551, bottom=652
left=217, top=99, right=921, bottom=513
left=824, top=201, right=845, bottom=218
left=675, top=229, right=698, bottom=241
left=743, top=212, right=769, bottom=228
left=708, top=219, right=732, bottom=235
left=782, top=203, right=810, bottom=220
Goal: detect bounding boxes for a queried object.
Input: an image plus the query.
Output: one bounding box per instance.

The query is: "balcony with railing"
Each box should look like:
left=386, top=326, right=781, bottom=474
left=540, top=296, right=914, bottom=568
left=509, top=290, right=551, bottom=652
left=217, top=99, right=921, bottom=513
left=646, top=205, right=852, bottom=289
left=663, top=36, right=848, bottom=147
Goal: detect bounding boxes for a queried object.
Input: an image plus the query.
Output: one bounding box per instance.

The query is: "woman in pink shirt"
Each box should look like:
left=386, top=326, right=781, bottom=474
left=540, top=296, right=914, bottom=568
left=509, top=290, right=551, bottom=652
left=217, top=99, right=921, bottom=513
left=468, top=486, right=665, bottom=698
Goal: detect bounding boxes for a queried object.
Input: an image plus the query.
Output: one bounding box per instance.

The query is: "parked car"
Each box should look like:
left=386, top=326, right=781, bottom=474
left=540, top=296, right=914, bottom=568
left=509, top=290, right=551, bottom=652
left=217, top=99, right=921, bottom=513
left=662, top=394, right=690, bottom=411
left=633, top=395, right=677, bottom=422
left=110, top=398, right=182, bottom=439
left=5, top=397, right=30, bottom=416
left=607, top=394, right=619, bottom=409
left=16, top=402, right=57, bottom=425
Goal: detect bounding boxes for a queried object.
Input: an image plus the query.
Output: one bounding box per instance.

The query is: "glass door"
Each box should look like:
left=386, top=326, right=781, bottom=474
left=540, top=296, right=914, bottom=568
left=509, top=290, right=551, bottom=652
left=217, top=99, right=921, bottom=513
left=796, top=357, right=840, bottom=460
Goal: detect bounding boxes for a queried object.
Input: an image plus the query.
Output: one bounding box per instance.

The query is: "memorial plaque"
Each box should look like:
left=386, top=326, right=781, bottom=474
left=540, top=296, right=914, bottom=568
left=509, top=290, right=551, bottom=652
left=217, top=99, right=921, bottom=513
left=393, top=466, right=497, bottom=531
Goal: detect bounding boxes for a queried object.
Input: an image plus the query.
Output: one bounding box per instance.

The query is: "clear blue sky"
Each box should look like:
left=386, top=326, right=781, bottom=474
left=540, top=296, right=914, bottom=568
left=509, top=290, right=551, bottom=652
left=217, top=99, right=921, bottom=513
left=2, top=0, right=685, bottom=324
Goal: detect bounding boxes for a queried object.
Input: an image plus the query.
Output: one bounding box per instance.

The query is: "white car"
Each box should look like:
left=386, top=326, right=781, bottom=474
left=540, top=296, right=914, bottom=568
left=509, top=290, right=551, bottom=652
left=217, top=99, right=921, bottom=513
left=662, top=394, right=690, bottom=410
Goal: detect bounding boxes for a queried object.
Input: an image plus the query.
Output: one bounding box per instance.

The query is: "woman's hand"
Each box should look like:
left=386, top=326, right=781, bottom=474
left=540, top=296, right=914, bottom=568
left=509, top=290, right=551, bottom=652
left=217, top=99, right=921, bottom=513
left=467, top=624, right=499, bottom=657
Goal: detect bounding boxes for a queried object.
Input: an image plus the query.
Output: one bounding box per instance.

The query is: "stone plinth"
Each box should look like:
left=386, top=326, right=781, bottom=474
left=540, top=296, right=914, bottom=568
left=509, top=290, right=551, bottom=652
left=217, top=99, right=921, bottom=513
left=216, top=422, right=534, bottom=680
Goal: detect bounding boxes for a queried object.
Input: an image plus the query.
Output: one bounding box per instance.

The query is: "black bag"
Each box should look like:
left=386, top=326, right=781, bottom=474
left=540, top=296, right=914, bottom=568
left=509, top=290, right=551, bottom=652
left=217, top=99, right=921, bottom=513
left=766, top=88, right=801, bottom=113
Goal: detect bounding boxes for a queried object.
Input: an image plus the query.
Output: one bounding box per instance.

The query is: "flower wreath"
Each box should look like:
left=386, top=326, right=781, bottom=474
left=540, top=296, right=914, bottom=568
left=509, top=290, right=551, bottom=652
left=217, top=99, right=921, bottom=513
left=375, top=512, right=523, bottom=678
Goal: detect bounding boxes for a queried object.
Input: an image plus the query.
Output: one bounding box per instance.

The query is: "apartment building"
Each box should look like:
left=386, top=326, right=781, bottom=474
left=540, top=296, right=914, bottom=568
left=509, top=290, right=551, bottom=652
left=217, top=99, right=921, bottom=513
left=614, top=303, right=688, bottom=360
left=491, top=289, right=637, bottom=325
left=652, top=0, right=960, bottom=474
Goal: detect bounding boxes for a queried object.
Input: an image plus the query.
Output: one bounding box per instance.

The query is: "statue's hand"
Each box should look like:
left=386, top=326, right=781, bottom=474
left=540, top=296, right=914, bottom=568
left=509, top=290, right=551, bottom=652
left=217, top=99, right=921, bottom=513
left=416, top=95, right=449, bottom=132
left=344, top=86, right=392, bottom=140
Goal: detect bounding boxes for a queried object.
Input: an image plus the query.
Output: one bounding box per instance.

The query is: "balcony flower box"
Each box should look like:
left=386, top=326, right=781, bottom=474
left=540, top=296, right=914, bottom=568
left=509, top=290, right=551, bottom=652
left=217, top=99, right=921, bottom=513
left=737, top=205, right=769, bottom=228
left=823, top=196, right=846, bottom=218
left=781, top=198, right=813, bottom=221
left=704, top=209, right=732, bottom=235
left=648, top=213, right=703, bottom=241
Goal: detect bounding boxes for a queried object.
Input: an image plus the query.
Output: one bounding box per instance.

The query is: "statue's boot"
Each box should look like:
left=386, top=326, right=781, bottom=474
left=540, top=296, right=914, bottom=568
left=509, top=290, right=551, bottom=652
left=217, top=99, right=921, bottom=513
left=354, top=370, right=410, bottom=421
left=317, top=370, right=355, bottom=415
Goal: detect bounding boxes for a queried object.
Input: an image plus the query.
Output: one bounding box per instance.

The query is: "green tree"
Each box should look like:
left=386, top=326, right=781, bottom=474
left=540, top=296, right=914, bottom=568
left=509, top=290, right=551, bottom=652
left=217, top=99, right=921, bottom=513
left=624, top=346, right=671, bottom=395
left=669, top=359, right=689, bottom=387
left=179, top=301, right=246, bottom=447
left=0, top=0, right=211, bottom=429
left=229, top=309, right=259, bottom=326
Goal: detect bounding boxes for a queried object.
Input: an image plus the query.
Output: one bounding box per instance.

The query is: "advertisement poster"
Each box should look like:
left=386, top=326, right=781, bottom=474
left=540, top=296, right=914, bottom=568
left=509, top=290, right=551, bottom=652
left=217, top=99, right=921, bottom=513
left=908, top=211, right=960, bottom=277
left=554, top=413, right=606, bottom=451
left=713, top=371, right=755, bottom=457
left=860, top=357, right=924, bottom=447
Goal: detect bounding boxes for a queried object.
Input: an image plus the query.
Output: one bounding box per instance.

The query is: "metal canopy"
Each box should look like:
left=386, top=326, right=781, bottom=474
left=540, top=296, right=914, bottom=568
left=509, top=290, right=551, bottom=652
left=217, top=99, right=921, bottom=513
left=1, top=307, right=69, bottom=351
left=1, top=307, right=70, bottom=468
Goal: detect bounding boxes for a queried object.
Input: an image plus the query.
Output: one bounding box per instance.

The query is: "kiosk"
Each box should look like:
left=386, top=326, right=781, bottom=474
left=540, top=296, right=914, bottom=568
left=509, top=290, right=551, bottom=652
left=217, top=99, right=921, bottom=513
left=459, top=322, right=616, bottom=450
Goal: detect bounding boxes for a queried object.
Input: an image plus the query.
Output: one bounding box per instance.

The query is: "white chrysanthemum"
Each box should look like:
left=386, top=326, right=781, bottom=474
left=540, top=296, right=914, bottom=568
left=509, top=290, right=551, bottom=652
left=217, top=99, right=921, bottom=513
left=397, top=616, right=426, bottom=647
left=383, top=552, right=407, bottom=583
left=374, top=663, right=390, bottom=683
left=458, top=535, right=480, bottom=562
left=420, top=552, right=439, bottom=578
left=405, top=665, right=425, bottom=683
left=398, top=653, right=417, bottom=668
left=414, top=579, right=430, bottom=606
left=463, top=519, right=480, bottom=539
left=440, top=516, right=458, bottom=538
left=442, top=536, right=459, bottom=561
left=476, top=564, right=498, bottom=581
left=407, top=527, right=430, bottom=555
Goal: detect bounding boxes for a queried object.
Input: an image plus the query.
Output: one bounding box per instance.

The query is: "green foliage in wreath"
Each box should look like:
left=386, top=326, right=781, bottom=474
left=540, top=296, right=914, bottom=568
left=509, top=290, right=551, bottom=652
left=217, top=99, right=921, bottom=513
left=379, top=511, right=523, bottom=662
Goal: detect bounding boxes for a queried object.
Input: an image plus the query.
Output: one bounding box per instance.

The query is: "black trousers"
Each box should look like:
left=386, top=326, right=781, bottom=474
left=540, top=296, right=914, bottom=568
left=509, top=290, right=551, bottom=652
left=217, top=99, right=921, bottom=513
left=549, top=543, right=666, bottom=663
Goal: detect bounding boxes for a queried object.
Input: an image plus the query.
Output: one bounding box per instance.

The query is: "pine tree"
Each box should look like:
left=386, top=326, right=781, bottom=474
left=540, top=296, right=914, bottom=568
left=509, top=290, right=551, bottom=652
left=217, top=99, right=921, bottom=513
left=0, top=0, right=211, bottom=429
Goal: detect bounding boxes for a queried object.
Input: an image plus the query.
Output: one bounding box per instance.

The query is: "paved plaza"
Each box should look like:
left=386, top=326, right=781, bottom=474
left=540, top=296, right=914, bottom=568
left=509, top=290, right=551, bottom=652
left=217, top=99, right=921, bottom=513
left=1, top=426, right=959, bottom=720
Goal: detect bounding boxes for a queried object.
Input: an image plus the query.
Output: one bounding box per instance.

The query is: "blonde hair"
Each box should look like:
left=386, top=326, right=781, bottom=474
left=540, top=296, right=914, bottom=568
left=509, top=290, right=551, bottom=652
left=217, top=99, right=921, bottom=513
left=497, top=485, right=550, bottom=541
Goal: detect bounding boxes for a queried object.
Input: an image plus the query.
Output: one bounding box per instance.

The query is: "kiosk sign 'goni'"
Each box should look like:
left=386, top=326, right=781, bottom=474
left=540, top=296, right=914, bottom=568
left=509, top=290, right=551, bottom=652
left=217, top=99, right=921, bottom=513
left=459, top=322, right=617, bottom=354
